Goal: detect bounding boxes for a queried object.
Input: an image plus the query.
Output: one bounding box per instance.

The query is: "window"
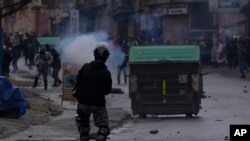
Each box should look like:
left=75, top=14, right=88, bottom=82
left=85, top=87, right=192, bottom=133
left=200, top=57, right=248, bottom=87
left=189, top=2, right=214, bottom=39
left=190, top=3, right=213, bottom=30
left=121, top=0, right=132, bottom=7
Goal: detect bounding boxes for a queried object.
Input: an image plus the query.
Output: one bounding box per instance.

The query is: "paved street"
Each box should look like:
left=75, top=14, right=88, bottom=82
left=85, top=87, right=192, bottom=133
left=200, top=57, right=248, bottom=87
left=108, top=70, right=250, bottom=141
left=1, top=56, right=250, bottom=141
left=1, top=57, right=130, bottom=141
left=1, top=1, right=250, bottom=141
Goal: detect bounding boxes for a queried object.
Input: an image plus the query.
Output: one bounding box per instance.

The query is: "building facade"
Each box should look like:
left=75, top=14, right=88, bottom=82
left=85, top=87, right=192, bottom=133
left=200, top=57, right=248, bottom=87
left=1, top=0, right=51, bottom=36
left=75, top=0, right=248, bottom=43
left=1, top=0, right=249, bottom=42
left=0, top=0, right=77, bottom=37
left=131, top=0, right=249, bottom=43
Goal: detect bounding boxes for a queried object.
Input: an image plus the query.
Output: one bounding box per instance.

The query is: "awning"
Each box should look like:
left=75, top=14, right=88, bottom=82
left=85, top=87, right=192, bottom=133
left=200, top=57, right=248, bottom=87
left=37, top=37, right=61, bottom=45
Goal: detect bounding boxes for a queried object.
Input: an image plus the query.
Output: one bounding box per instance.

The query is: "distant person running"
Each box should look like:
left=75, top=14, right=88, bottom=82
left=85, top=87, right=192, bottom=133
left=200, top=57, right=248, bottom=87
left=50, top=48, right=62, bottom=87
left=32, top=46, right=52, bottom=90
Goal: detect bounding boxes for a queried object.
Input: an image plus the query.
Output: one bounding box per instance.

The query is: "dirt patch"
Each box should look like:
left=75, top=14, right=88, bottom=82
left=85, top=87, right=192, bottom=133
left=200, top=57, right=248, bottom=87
left=0, top=88, right=63, bottom=139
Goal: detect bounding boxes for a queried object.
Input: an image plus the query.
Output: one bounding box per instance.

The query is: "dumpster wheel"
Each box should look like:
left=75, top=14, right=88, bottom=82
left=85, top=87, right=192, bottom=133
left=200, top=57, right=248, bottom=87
left=186, top=113, right=193, bottom=118
left=139, top=114, right=147, bottom=118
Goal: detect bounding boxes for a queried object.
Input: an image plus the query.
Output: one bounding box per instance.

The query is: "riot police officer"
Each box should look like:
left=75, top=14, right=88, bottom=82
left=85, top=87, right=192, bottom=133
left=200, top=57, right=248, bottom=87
left=73, top=42, right=112, bottom=141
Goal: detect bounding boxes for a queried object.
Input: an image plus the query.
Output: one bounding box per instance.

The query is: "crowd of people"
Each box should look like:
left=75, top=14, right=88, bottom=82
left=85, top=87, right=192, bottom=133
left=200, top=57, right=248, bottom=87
left=199, top=35, right=250, bottom=79
left=110, top=35, right=250, bottom=82
left=2, top=32, right=249, bottom=91
left=2, top=32, right=39, bottom=75
left=2, top=32, right=62, bottom=89
left=110, top=36, right=171, bottom=85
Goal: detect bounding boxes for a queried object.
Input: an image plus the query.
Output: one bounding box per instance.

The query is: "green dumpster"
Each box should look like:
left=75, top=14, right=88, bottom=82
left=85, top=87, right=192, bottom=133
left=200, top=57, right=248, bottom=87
left=129, top=45, right=202, bottom=118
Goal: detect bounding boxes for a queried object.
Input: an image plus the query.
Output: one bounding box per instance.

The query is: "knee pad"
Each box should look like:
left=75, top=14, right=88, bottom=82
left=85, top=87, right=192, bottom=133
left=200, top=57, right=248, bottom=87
left=75, top=114, right=82, bottom=128
left=97, top=127, right=110, bottom=136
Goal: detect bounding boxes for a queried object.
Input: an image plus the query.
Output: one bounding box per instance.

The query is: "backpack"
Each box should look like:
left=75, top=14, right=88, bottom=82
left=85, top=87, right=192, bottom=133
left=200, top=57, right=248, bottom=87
left=35, top=53, right=51, bottom=70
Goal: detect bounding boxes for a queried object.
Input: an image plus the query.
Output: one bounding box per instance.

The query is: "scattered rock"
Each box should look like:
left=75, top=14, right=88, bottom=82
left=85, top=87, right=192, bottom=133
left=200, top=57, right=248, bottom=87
left=50, top=110, right=63, bottom=116
left=0, top=127, right=7, bottom=134
left=0, top=88, right=62, bottom=139
left=201, top=95, right=207, bottom=98
left=224, top=136, right=229, bottom=140
left=243, top=90, right=248, bottom=93
left=149, top=130, right=158, bottom=134
left=177, top=131, right=180, bottom=134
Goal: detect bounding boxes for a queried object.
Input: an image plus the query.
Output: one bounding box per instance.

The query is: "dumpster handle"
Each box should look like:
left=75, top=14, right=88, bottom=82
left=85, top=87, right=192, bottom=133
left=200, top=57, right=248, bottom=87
left=159, top=59, right=170, bottom=62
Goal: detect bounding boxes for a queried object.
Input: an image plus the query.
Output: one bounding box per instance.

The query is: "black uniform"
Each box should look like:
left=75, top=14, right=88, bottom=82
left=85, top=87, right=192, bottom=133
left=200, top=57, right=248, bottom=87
left=2, top=47, right=13, bottom=77
left=50, top=49, right=62, bottom=86
left=117, top=55, right=128, bottom=85
left=74, top=60, right=112, bottom=141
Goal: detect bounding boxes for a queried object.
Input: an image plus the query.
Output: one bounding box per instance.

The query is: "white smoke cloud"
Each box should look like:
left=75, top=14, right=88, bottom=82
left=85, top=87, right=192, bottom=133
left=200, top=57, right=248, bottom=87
left=54, top=31, right=127, bottom=83
left=55, top=31, right=126, bottom=70
left=56, top=31, right=109, bottom=66
left=106, top=47, right=125, bottom=68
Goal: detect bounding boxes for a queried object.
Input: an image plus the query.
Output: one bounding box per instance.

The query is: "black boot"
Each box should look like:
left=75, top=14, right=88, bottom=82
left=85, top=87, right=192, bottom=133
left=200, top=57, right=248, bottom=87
left=44, top=80, right=48, bottom=90
left=124, top=76, right=127, bottom=85
left=33, top=77, right=38, bottom=88
left=80, top=136, right=89, bottom=141
left=96, top=136, right=106, bottom=141
left=57, top=79, right=62, bottom=86
left=52, top=81, right=57, bottom=87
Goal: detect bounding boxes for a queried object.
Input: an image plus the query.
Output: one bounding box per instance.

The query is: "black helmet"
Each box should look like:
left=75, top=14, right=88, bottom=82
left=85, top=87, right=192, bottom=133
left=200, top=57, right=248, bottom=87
left=39, top=46, right=46, bottom=54
left=94, top=42, right=110, bottom=63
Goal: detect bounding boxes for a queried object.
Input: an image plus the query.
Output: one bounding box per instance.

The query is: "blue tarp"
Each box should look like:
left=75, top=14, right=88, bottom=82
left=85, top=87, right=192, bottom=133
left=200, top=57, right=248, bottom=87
left=0, top=76, right=26, bottom=118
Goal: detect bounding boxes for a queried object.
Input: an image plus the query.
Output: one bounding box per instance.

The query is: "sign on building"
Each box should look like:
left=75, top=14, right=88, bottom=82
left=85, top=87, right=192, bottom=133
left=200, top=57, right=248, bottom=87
left=61, top=62, right=80, bottom=107
left=70, top=10, right=79, bottom=35
left=209, top=0, right=241, bottom=12
left=147, top=3, right=188, bottom=16
left=219, top=0, right=240, bottom=8
left=165, top=3, right=188, bottom=15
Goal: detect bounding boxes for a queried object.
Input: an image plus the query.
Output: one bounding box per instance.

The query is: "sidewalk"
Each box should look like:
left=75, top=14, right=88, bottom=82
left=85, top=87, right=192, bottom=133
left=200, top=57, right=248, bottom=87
left=2, top=57, right=131, bottom=141
left=202, top=66, right=250, bottom=81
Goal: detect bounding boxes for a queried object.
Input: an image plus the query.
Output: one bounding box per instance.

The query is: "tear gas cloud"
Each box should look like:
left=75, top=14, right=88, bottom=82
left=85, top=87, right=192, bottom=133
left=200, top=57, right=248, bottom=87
left=55, top=31, right=125, bottom=69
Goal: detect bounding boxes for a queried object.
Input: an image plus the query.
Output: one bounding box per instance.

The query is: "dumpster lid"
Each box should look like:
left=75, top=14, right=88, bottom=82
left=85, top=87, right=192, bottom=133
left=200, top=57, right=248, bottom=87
left=129, top=45, right=200, bottom=62
left=37, top=37, right=61, bottom=45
